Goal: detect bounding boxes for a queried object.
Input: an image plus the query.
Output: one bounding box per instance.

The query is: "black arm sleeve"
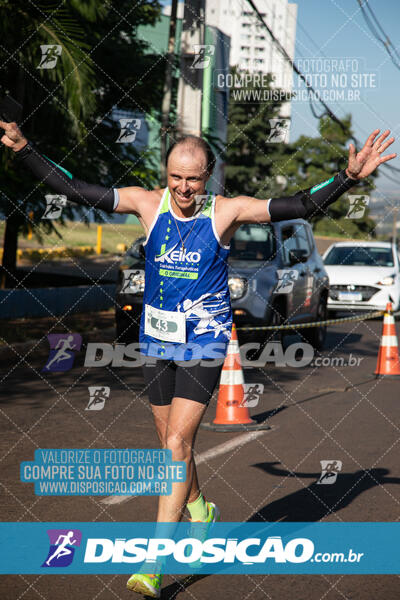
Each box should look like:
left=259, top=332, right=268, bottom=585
left=268, top=170, right=358, bottom=222
left=15, top=142, right=116, bottom=213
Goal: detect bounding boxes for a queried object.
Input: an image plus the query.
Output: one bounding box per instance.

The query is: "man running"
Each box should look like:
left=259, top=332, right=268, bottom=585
left=0, top=120, right=396, bottom=597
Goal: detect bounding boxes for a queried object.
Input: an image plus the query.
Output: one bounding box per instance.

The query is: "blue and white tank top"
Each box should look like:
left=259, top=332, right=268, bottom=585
left=140, top=187, right=232, bottom=360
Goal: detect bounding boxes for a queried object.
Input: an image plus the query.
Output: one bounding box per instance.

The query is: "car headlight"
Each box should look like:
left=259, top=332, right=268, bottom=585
left=228, top=277, right=247, bottom=300
left=377, top=275, right=396, bottom=286
left=120, top=269, right=145, bottom=294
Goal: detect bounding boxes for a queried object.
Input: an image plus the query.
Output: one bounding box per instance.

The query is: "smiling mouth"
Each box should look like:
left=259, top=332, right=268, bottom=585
left=176, top=193, right=192, bottom=201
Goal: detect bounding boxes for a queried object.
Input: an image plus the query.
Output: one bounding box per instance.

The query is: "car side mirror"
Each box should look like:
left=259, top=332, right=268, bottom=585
left=289, top=248, right=308, bottom=265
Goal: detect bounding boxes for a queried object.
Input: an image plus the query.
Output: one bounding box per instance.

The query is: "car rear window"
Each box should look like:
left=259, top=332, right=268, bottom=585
left=230, top=224, right=276, bottom=261
left=324, top=246, right=394, bottom=267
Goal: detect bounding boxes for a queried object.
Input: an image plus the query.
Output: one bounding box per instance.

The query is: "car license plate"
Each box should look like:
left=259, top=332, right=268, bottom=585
left=338, top=291, right=362, bottom=302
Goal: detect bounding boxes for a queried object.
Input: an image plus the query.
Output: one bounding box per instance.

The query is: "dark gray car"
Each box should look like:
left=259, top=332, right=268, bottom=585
left=228, top=219, right=329, bottom=349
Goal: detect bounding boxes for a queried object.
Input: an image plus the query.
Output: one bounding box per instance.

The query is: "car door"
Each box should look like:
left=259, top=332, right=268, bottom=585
left=305, top=224, right=326, bottom=316
left=280, top=224, right=309, bottom=322
left=292, top=223, right=314, bottom=319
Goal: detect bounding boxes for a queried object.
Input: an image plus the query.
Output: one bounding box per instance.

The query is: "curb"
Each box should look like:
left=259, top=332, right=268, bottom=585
left=0, top=326, right=116, bottom=361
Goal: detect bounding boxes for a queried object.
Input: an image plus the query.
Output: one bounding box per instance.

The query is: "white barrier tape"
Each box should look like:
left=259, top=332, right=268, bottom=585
left=237, top=310, right=385, bottom=332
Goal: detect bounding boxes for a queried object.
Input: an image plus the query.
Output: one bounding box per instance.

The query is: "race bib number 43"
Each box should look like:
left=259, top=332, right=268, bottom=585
left=144, top=305, right=186, bottom=343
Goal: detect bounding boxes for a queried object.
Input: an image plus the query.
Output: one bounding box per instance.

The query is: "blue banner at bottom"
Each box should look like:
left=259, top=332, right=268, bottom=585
left=0, top=522, right=398, bottom=574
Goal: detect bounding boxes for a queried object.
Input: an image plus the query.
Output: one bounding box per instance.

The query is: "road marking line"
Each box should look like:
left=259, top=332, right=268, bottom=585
left=100, top=428, right=273, bottom=506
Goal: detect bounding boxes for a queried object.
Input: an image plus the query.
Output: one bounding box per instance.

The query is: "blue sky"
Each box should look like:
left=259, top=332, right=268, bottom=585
left=291, top=0, right=400, bottom=194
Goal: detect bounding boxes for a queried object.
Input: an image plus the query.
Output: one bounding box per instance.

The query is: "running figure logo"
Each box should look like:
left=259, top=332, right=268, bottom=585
left=178, top=292, right=231, bottom=339
left=116, top=118, right=141, bottom=143
left=86, top=386, right=110, bottom=411
left=37, top=45, right=62, bottom=69
left=42, top=194, right=67, bottom=220
left=276, top=269, right=299, bottom=294
left=317, top=460, right=343, bottom=485
left=240, top=383, right=264, bottom=408
left=121, top=269, right=144, bottom=294
left=346, top=195, right=370, bottom=219
left=42, top=529, right=81, bottom=567
left=193, top=194, right=208, bottom=211
left=267, top=119, right=290, bottom=143
left=191, top=45, right=215, bottom=69
left=42, top=334, right=82, bottom=372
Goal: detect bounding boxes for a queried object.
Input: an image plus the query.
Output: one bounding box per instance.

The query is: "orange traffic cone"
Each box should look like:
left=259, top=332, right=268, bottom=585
left=201, top=324, right=270, bottom=431
left=375, top=302, right=400, bottom=378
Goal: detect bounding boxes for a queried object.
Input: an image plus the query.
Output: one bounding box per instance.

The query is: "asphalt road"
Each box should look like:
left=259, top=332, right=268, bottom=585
left=0, top=316, right=399, bottom=599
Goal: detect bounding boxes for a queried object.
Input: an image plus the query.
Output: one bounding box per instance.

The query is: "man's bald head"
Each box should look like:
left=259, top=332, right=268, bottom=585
left=166, top=135, right=216, bottom=176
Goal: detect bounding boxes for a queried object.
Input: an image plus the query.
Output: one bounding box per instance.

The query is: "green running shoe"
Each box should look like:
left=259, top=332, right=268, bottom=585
left=126, top=572, right=163, bottom=598
left=188, top=500, right=220, bottom=569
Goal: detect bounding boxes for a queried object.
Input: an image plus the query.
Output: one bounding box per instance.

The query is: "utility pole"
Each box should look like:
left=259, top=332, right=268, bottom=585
left=176, top=0, right=206, bottom=137
left=160, top=0, right=178, bottom=186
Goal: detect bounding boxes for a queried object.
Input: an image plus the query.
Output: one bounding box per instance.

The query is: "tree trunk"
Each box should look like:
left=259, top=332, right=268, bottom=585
left=1, top=213, right=22, bottom=288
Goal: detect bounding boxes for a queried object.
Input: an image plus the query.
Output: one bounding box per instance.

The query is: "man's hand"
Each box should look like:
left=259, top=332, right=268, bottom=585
left=346, top=129, right=396, bottom=180
left=0, top=120, right=28, bottom=152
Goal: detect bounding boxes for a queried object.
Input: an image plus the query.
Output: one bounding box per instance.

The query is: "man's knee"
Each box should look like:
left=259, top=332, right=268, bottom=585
left=156, top=427, right=167, bottom=447
left=165, top=433, right=192, bottom=461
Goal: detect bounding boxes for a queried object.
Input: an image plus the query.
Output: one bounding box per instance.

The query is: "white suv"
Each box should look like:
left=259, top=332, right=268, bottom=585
left=323, top=241, right=400, bottom=313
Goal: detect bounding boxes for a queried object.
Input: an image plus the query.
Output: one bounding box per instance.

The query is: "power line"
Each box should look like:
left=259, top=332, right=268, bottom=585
left=295, top=24, right=353, bottom=123
left=295, top=13, right=395, bottom=135
left=357, top=0, right=400, bottom=71
left=296, top=17, right=400, bottom=180
left=244, top=0, right=351, bottom=136
left=358, top=0, right=400, bottom=176
left=244, top=0, right=399, bottom=180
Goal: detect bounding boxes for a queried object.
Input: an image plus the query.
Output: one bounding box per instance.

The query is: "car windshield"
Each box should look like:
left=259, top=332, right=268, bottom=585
left=230, top=224, right=276, bottom=261
left=324, top=246, right=394, bottom=267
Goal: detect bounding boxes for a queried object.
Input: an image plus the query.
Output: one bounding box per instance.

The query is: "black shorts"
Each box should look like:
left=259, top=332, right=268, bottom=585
left=142, top=359, right=224, bottom=406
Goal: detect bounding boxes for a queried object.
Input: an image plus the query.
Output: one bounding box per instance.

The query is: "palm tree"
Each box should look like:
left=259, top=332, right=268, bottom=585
left=0, top=0, right=104, bottom=281
left=0, top=1, right=165, bottom=285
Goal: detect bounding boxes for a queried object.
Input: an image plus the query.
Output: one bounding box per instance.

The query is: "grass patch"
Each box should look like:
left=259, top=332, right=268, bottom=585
left=0, top=221, right=144, bottom=255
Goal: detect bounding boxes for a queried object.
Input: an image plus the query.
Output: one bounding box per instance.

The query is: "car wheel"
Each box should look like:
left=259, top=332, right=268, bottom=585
left=115, top=309, right=139, bottom=344
left=303, top=295, right=328, bottom=350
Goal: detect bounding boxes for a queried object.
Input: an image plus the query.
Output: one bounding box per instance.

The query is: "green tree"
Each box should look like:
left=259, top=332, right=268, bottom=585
left=0, top=0, right=164, bottom=285
left=273, top=115, right=376, bottom=238
left=224, top=67, right=289, bottom=199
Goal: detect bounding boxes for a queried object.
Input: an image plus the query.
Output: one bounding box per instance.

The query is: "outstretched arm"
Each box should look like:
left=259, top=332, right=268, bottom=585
left=0, top=120, right=146, bottom=215
left=231, top=129, right=396, bottom=225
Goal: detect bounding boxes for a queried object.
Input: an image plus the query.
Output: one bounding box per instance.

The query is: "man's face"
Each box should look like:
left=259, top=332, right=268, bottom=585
left=167, top=147, right=210, bottom=214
